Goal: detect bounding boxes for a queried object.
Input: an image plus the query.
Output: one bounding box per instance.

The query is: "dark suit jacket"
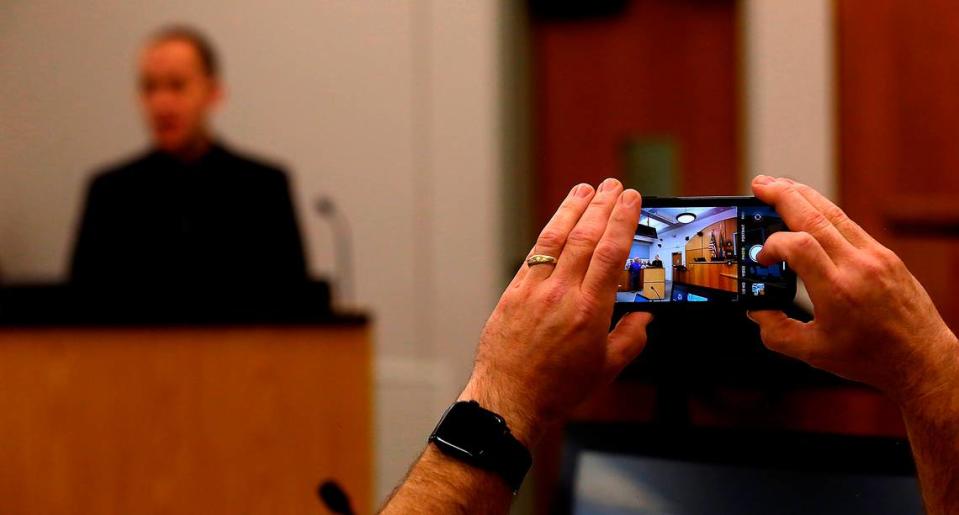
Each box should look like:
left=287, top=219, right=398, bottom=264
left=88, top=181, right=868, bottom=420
left=71, top=143, right=308, bottom=287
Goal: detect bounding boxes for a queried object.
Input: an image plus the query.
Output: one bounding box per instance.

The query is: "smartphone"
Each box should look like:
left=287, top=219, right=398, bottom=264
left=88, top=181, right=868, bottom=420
left=615, top=196, right=796, bottom=312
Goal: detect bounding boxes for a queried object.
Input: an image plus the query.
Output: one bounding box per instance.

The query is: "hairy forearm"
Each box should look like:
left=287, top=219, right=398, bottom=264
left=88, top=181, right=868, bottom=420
left=379, top=446, right=514, bottom=514
left=897, top=331, right=959, bottom=514
left=379, top=379, right=541, bottom=514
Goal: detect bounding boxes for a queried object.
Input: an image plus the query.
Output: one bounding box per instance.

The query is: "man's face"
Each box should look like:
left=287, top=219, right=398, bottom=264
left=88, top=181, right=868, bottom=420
left=138, top=39, right=221, bottom=154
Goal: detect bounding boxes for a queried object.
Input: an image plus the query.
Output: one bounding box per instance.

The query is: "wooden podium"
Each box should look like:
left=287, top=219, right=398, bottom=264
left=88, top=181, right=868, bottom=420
left=0, top=322, right=372, bottom=515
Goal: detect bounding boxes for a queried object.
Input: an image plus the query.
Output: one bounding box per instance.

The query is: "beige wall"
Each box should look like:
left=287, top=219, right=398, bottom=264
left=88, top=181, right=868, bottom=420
left=741, top=0, right=836, bottom=199
left=0, top=0, right=504, bottom=504
left=741, top=0, right=835, bottom=312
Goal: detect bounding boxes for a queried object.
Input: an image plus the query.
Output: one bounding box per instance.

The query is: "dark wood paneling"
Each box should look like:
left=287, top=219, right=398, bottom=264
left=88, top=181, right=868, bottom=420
left=531, top=0, right=740, bottom=226
left=838, top=0, right=959, bottom=329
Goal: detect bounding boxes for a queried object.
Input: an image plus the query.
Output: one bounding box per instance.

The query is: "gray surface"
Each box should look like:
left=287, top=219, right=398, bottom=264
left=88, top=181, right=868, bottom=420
left=574, top=451, right=923, bottom=515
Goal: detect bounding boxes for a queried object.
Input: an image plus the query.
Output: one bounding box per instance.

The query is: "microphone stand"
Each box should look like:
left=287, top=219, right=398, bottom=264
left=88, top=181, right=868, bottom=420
left=314, top=196, right=355, bottom=309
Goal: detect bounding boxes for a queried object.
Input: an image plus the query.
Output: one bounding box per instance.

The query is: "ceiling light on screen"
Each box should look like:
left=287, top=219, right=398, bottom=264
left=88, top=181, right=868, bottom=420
left=676, top=212, right=696, bottom=224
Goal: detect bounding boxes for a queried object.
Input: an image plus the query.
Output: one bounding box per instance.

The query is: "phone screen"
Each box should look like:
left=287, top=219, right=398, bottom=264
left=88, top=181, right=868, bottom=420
left=616, top=199, right=794, bottom=307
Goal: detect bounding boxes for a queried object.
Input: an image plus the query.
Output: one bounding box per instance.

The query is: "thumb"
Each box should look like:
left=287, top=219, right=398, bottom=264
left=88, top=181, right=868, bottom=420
left=605, top=312, right=654, bottom=378
left=747, top=310, right=817, bottom=362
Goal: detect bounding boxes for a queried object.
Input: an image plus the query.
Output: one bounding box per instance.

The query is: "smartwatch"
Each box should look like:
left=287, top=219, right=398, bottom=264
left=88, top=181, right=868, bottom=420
left=428, top=400, right=533, bottom=493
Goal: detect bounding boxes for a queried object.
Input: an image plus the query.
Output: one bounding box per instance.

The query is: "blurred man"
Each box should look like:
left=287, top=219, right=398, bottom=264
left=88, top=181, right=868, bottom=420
left=380, top=177, right=959, bottom=514
left=71, top=26, right=307, bottom=286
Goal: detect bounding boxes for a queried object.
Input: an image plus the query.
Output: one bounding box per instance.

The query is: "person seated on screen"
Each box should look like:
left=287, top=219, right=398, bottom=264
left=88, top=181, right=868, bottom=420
left=379, top=177, right=959, bottom=515
left=70, top=25, right=307, bottom=287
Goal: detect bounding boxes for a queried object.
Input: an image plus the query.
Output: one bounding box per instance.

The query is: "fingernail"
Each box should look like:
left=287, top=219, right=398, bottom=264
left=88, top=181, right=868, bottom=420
left=754, top=175, right=773, bottom=185
left=573, top=183, right=593, bottom=198
left=620, top=189, right=640, bottom=207
left=745, top=311, right=757, bottom=323
left=598, top=178, right=619, bottom=192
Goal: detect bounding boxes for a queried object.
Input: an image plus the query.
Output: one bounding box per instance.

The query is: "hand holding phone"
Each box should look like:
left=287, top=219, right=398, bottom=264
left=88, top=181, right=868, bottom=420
left=616, top=196, right=796, bottom=313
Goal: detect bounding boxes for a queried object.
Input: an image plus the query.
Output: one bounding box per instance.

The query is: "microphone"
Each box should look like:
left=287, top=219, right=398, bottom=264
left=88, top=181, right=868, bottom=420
left=317, top=479, right=355, bottom=515
left=314, top=196, right=355, bottom=308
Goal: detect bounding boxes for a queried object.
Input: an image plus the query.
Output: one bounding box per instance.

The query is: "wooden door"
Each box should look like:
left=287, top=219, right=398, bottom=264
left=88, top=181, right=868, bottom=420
left=838, top=0, right=959, bottom=329
left=531, top=0, right=740, bottom=226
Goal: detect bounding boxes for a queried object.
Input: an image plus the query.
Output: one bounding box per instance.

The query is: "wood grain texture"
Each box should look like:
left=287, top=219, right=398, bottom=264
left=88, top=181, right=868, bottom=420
left=0, top=325, right=371, bottom=515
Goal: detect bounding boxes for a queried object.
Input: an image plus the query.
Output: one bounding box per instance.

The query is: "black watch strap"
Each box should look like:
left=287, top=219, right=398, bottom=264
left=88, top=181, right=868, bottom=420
left=428, top=400, right=533, bottom=493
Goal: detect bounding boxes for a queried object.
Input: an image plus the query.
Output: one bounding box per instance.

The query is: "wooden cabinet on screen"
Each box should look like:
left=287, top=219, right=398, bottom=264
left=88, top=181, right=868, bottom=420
left=679, top=262, right=737, bottom=292
left=641, top=267, right=666, bottom=300
left=677, top=217, right=737, bottom=293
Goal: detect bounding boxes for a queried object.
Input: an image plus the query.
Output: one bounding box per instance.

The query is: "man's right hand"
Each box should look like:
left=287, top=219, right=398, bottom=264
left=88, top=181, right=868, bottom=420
left=747, top=175, right=958, bottom=403
left=748, top=175, right=959, bottom=514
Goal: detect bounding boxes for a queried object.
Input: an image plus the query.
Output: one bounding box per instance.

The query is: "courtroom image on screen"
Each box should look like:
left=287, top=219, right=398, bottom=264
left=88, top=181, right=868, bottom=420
left=616, top=206, right=739, bottom=304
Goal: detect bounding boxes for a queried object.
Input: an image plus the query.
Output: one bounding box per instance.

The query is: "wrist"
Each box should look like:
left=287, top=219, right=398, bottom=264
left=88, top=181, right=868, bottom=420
left=458, top=375, right=543, bottom=448
left=892, top=328, right=959, bottom=411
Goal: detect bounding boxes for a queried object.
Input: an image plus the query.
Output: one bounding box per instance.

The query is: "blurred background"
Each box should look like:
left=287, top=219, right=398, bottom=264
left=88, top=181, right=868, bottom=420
left=0, top=0, right=952, bottom=513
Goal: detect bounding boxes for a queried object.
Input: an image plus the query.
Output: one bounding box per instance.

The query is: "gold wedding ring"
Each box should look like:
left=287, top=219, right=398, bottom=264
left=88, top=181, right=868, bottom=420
left=527, top=254, right=558, bottom=267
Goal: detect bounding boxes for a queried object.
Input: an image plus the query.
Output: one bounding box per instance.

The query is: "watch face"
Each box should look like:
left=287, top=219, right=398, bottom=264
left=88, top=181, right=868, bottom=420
left=430, top=400, right=533, bottom=493
left=432, top=401, right=504, bottom=458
